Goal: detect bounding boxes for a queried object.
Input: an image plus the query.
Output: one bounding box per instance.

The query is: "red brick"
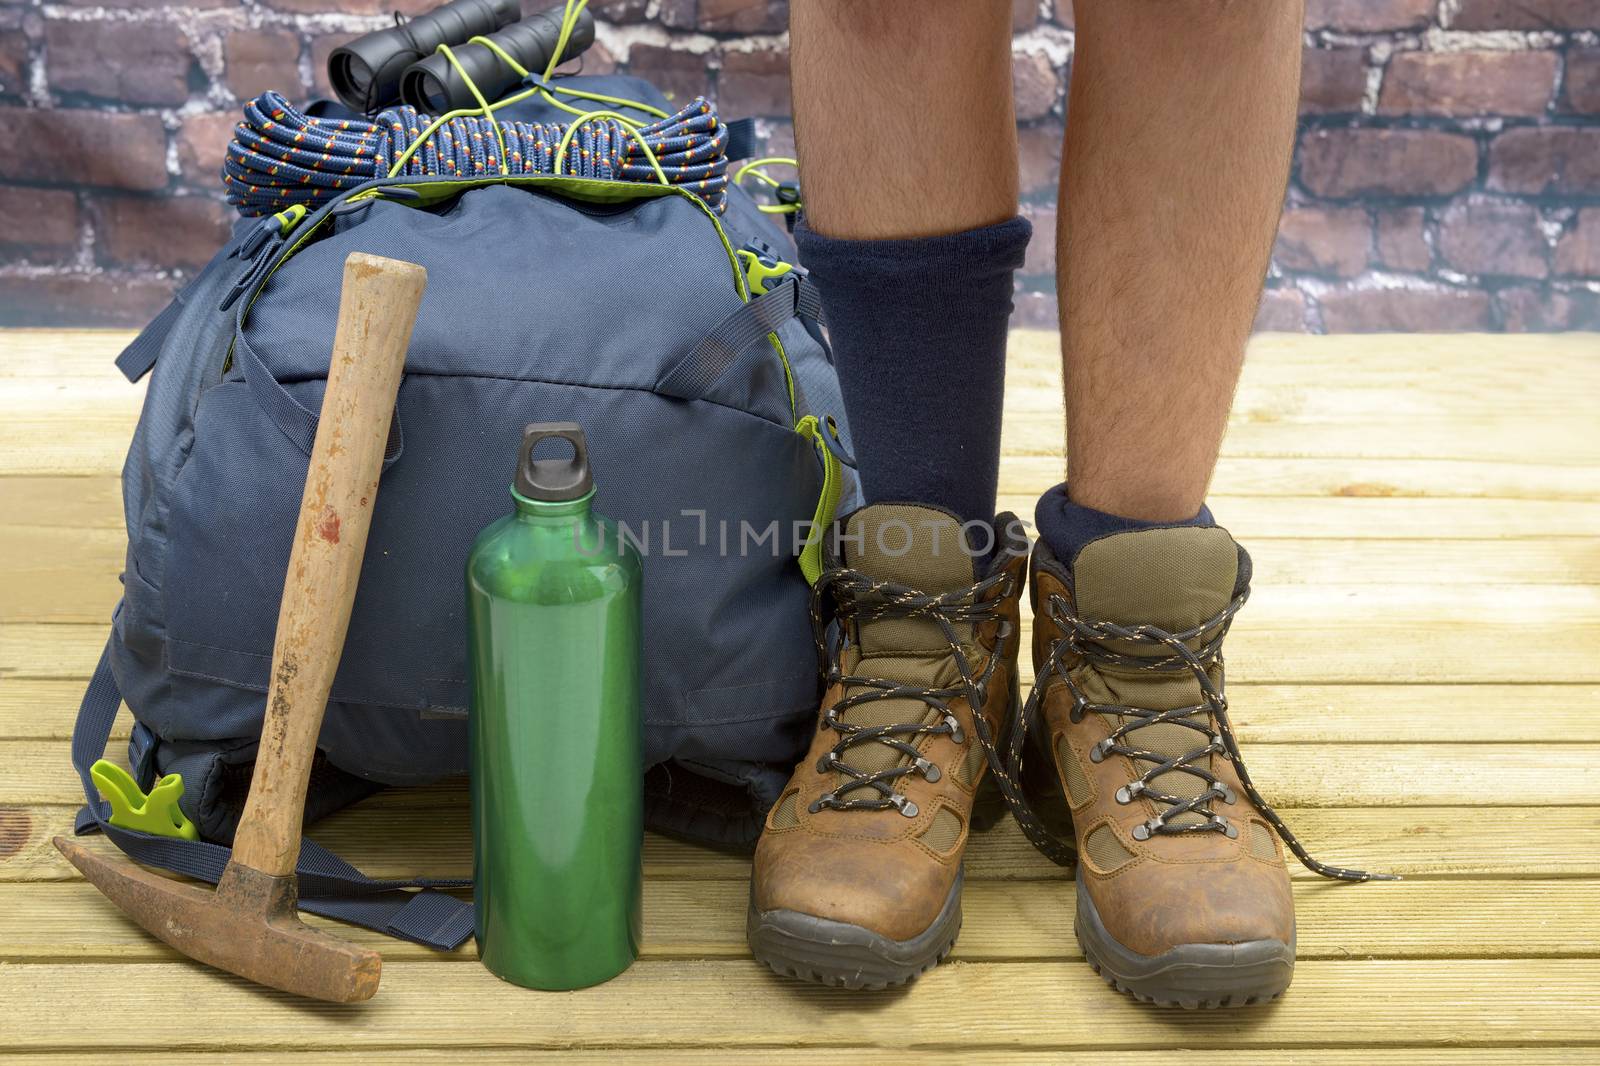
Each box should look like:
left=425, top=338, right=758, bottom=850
left=1379, top=51, right=1556, bottom=117
left=96, top=193, right=231, bottom=272
left=1453, top=1, right=1598, bottom=30
left=310, top=32, right=360, bottom=101
left=659, top=0, right=698, bottom=30
left=719, top=48, right=789, bottom=118
left=1555, top=208, right=1600, bottom=277
left=1436, top=202, right=1548, bottom=278
left=760, top=120, right=795, bottom=160
left=626, top=45, right=710, bottom=106
left=0, top=185, right=79, bottom=262
left=177, top=111, right=238, bottom=187
left=1274, top=205, right=1371, bottom=277
left=263, top=0, right=435, bottom=13
left=225, top=29, right=301, bottom=101
left=1013, top=0, right=1039, bottom=32
left=1013, top=52, right=1061, bottom=121
left=56, top=0, right=225, bottom=7
left=579, top=39, right=619, bottom=77
left=1561, top=49, right=1600, bottom=115
left=1299, top=129, right=1478, bottom=199
left=1319, top=287, right=1493, bottom=332
left=0, top=108, right=168, bottom=190
left=1307, top=0, right=1433, bottom=32
left=44, top=20, right=193, bottom=107
left=0, top=272, right=177, bottom=327
left=1488, top=127, right=1600, bottom=196
left=1375, top=206, right=1430, bottom=272
left=698, top=0, right=788, bottom=34
left=1497, top=285, right=1600, bottom=330
left=1018, top=121, right=1063, bottom=197
left=1300, top=48, right=1367, bottom=115
left=590, top=0, right=653, bottom=22
left=1253, top=288, right=1309, bottom=332
left=1010, top=288, right=1058, bottom=330
left=0, top=20, right=28, bottom=100
left=1020, top=204, right=1055, bottom=275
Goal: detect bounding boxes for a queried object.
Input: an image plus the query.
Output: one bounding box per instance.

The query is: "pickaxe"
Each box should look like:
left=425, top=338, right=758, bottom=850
left=56, top=251, right=429, bottom=1003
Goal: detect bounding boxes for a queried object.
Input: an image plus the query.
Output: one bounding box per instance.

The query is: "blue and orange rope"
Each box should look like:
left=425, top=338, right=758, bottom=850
left=222, top=90, right=731, bottom=217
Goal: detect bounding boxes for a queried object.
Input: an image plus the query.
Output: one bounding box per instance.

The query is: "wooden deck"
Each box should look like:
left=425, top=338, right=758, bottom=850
left=2, top=328, right=1598, bottom=1061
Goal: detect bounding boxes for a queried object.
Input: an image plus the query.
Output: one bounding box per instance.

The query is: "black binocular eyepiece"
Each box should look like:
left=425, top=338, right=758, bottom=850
left=400, top=4, right=596, bottom=114
left=328, top=0, right=521, bottom=113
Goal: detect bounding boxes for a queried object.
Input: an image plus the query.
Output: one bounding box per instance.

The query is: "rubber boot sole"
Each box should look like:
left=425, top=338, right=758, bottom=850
left=747, top=871, right=964, bottom=990
left=1075, top=876, right=1295, bottom=1009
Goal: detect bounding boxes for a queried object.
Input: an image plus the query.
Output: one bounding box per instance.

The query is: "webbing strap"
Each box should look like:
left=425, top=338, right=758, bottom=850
left=653, top=274, right=824, bottom=402
left=724, top=117, right=758, bottom=162
left=69, top=640, right=474, bottom=950
left=233, top=315, right=404, bottom=467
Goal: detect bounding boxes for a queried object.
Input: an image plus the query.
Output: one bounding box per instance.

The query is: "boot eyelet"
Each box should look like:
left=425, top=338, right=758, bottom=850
left=943, top=713, right=965, bottom=744
left=807, top=800, right=824, bottom=814
left=891, top=795, right=919, bottom=818
left=1215, top=815, right=1238, bottom=838
left=915, top=758, right=942, bottom=783
left=1216, top=784, right=1237, bottom=805
left=1115, top=782, right=1142, bottom=805
left=1131, top=822, right=1152, bottom=841
left=815, top=754, right=834, bottom=773
left=1089, top=739, right=1111, bottom=764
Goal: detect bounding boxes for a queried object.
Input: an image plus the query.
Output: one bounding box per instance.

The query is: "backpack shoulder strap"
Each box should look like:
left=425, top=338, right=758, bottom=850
left=69, top=638, right=474, bottom=950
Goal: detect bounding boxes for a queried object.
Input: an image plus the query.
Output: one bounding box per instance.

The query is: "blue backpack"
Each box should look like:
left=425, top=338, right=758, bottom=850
left=67, top=75, right=856, bottom=949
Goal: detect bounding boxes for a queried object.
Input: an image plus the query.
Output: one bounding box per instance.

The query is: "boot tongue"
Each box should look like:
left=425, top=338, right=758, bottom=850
left=1070, top=526, right=1241, bottom=827
left=832, top=504, right=983, bottom=779
left=840, top=504, right=980, bottom=656
left=1072, top=525, right=1240, bottom=634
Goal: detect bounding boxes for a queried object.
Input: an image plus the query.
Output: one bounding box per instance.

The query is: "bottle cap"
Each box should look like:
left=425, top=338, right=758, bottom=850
left=515, top=422, right=593, bottom=502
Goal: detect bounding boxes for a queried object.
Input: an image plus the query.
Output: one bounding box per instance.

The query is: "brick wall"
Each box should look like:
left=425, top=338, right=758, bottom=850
left=0, top=0, right=1596, bottom=330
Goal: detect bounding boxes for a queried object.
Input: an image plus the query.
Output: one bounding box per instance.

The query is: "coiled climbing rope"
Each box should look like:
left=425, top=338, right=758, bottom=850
left=222, top=90, right=731, bottom=217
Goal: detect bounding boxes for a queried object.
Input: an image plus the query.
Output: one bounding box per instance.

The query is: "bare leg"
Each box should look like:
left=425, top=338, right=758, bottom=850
left=788, top=0, right=1027, bottom=529
left=1060, top=0, right=1304, bottom=522
left=791, top=0, right=1017, bottom=239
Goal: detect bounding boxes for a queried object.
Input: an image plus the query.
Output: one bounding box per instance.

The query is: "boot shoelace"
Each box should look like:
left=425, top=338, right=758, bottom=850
left=807, top=566, right=1016, bottom=817
left=998, top=589, right=1397, bottom=883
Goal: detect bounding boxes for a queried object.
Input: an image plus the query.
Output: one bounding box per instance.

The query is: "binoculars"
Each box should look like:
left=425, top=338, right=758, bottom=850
left=328, top=0, right=597, bottom=114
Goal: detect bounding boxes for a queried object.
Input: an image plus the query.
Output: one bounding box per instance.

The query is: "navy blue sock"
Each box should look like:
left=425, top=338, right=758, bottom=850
left=797, top=216, right=1031, bottom=529
left=1034, top=483, right=1215, bottom=562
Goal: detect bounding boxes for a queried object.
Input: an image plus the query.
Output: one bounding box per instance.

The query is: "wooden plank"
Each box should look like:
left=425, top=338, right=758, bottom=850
left=8, top=332, right=1600, bottom=475
left=4, top=878, right=1593, bottom=964
left=13, top=474, right=1600, bottom=540
left=2, top=958, right=1596, bottom=1051
left=10, top=582, right=1599, bottom=684
left=11, top=679, right=1595, bottom=744
left=1002, top=454, right=1600, bottom=501
left=3, top=1054, right=1593, bottom=1066
left=6, top=804, right=1597, bottom=883
left=9, top=734, right=1597, bottom=809
left=10, top=529, right=1597, bottom=626
left=996, top=495, right=1600, bottom=539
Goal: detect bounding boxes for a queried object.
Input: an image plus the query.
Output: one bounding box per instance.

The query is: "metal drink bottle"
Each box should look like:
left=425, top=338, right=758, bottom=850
left=466, top=422, right=643, bottom=989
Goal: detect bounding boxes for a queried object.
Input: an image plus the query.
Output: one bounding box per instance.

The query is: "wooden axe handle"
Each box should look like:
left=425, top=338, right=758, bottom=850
left=231, top=252, right=427, bottom=876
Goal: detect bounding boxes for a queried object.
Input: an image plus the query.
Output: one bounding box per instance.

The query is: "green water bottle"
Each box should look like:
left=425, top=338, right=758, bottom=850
left=467, top=422, right=643, bottom=990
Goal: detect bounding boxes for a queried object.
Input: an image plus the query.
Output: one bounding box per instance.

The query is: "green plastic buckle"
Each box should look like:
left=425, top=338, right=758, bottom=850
left=271, top=203, right=308, bottom=236
left=90, top=759, right=198, bottom=841
left=737, top=246, right=795, bottom=296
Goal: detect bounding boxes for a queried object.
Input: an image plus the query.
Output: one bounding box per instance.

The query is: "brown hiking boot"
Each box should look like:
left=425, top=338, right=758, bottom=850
left=747, top=503, right=1028, bottom=989
left=1007, top=525, right=1393, bottom=1009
